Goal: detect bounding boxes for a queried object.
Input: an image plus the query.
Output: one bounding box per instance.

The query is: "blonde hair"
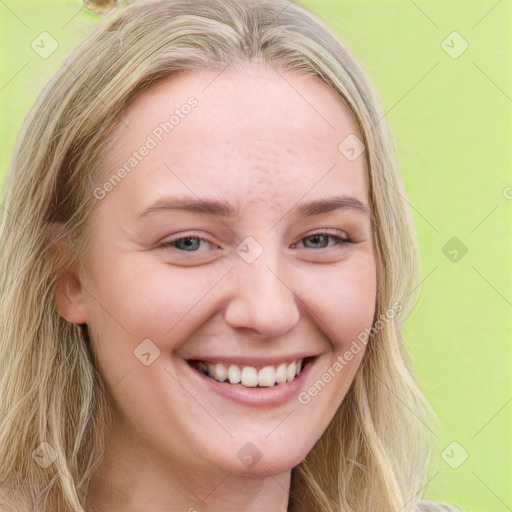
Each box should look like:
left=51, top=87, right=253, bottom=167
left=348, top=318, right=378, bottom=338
left=0, top=1, right=463, bottom=511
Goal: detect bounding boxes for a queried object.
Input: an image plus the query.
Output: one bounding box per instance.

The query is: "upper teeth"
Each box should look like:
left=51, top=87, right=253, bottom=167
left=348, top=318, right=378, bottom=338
left=196, top=359, right=303, bottom=387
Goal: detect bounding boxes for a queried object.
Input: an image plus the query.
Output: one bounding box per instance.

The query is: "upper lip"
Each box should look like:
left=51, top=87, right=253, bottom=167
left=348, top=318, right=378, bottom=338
left=184, top=353, right=318, bottom=367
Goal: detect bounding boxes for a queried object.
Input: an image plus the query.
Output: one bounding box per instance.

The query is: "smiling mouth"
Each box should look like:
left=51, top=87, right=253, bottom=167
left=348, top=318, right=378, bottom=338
left=186, top=357, right=314, bottom=388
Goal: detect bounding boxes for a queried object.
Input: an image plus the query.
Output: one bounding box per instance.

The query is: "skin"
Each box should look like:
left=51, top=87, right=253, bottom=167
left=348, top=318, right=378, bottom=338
left=55, top=65, right=377, bottom=512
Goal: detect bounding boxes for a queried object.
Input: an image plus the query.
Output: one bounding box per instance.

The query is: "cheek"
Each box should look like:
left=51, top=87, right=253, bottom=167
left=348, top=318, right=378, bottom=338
left=85, top=249, right=376, bottom=357
left=86, top=256, right=231, bottom=343
left=295, top=256, right=377, bottom=348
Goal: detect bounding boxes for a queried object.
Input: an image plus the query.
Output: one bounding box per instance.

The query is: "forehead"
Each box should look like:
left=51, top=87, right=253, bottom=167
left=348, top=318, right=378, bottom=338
left=99, top=67, right=368, bottom=215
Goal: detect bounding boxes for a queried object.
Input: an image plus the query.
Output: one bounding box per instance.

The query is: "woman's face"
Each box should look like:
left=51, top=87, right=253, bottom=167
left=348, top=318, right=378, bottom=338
left=58, top=67, right=376, bottom=479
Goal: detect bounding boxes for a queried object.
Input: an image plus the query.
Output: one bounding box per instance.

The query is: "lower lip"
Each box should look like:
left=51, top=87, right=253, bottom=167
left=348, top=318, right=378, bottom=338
left=185, top=358, right=316, bottom=408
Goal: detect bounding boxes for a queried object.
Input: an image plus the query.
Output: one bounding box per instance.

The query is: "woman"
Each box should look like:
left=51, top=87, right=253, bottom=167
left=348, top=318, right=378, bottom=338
left=0, top=1, right=464, bottom=510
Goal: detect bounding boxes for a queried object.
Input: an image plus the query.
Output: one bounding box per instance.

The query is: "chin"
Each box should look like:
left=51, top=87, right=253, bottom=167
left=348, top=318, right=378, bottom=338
left=208, top=436, right=313, bottom=477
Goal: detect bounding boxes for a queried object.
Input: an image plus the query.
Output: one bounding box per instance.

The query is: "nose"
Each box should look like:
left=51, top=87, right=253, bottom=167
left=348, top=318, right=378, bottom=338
left=223, top=254, right=301, bottom=339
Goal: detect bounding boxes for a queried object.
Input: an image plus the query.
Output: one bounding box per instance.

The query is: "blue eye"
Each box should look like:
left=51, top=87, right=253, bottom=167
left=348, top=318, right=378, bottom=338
left=156, top=229, right=351, bottom=254
left=298, top=232, right=350, bottom=249
left=173, top=237, right=203, bottom=252
left=157, top=236, right=212, bottom=252
left=302, top=234, right=333, bottom=249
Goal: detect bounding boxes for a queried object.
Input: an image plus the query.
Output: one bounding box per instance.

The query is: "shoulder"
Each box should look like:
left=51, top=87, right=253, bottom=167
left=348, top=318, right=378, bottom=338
left=417, top=499, right=467, bottom=512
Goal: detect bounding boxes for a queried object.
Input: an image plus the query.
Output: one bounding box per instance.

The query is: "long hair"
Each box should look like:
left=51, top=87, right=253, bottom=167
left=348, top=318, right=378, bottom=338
left=0, top=1, right=462, bottom=510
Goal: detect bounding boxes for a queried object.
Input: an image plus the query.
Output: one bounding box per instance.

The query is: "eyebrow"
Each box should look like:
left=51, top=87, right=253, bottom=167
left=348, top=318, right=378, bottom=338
left=138, top=195, right=370, bottom=219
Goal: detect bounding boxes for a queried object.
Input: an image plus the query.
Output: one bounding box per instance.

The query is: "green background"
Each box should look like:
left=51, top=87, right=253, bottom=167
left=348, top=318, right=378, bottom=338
left=1, top=1, right=510, bottom=510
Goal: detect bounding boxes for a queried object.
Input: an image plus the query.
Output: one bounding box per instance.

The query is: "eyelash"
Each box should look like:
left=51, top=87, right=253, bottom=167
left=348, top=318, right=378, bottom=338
left=291, top=229, right=352, bottom=249
left=156, top=234, right=212, bottom=252
left=156, top=229, right=352, bottom=252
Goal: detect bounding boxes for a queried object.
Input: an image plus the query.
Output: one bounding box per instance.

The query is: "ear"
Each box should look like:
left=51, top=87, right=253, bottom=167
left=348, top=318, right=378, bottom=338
left=54, top=266, right=90, bottom=324
left=51, top=236, right=90, bottom=325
